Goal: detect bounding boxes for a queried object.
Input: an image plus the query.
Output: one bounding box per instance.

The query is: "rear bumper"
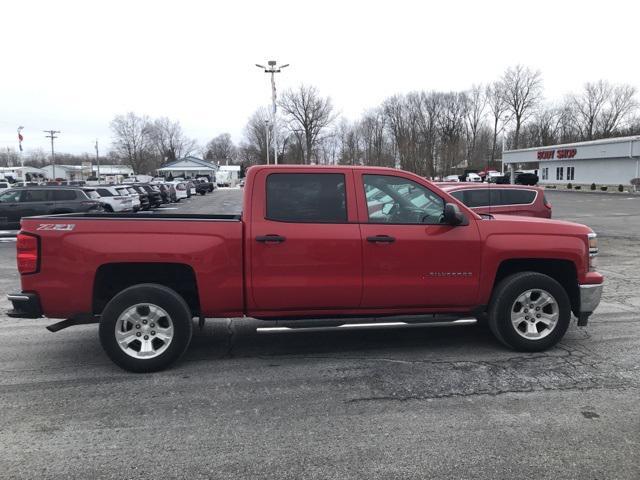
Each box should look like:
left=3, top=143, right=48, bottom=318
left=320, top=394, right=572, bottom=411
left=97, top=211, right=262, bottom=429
left=7, top=292, right=43, bottom=318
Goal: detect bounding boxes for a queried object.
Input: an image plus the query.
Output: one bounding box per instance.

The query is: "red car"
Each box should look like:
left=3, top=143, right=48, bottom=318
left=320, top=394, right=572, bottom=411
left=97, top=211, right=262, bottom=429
left=9, top=166, right=601, bottom=372
left=437, top=183, right=552, bottom=218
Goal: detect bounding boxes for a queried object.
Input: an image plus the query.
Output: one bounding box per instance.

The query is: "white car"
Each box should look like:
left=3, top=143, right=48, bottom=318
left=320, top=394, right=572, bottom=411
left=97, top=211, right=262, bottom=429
left=466, top=172, right=482, bottom=182
left=0, top=181, right=11, bottom=194
left=94, top=186, right=133, bottom=212
left=444, top=175, right=461, bottom=182
left=170, top=181, right=189, bottom=201
left=115, top=186, right=141, bottom=211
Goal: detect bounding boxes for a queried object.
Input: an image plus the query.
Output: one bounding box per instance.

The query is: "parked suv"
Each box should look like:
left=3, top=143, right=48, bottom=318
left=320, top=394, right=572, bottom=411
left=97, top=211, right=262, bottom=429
left=438, top=183, right=552, bottom=218
left=94, top=186, right=134, bottom=212
left=0, top=186, right=103, bottom=229
left=114, top=186, right=141, bottom=212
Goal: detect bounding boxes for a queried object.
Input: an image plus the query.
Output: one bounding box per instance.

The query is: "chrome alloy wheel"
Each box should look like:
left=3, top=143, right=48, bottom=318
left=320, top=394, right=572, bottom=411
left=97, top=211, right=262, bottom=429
left=115, top=303, right=174, bottom=359
left=510, top=289, right=559, bottom=340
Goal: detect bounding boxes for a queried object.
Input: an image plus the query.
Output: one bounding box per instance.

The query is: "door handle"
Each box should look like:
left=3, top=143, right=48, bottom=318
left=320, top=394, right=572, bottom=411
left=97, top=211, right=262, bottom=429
left=256, top=234, right=286, bottom=243
left=366, top=235, right=395, bottom=243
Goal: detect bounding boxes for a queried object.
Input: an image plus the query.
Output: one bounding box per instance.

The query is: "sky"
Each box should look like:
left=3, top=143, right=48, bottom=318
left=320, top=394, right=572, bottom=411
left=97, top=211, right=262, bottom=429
left=0, top=0, right=638, bottom=156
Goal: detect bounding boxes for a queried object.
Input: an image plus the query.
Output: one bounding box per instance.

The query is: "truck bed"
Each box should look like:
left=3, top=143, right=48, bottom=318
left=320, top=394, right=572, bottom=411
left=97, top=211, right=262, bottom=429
left=18, top=214, right=245, bottom=319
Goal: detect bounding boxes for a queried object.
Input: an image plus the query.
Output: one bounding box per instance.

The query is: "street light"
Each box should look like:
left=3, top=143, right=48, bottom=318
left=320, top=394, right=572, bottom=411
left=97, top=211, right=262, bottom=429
left=255, top=60, right=289, bottom=165
left=265, top=119, right=271, bottom=165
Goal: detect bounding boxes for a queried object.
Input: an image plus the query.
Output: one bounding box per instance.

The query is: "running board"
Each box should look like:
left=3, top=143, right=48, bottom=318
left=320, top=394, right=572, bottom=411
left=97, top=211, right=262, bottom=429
left=46, top=314, right=99, bottom=332
left=256, top=318, right=476, bottom=334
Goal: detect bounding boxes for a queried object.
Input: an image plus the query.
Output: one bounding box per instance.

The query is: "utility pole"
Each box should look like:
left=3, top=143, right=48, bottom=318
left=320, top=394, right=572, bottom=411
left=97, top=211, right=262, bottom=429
left=43, top=130, right=60, bottom=180
left=255, top=60, right=289, bottom=165
left=265, top=119, right=270, bottom=165
left=95, top=139, right=100, bottom=183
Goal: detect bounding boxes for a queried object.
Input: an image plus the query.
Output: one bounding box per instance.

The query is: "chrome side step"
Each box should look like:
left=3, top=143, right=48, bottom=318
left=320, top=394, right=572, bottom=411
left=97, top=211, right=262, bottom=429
left=256, top=318, right=476, bottom=334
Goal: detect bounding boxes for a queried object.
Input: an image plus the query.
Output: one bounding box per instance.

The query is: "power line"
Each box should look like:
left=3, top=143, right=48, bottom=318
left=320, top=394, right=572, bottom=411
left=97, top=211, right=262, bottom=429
left=44, top=130, right=60, bottom=180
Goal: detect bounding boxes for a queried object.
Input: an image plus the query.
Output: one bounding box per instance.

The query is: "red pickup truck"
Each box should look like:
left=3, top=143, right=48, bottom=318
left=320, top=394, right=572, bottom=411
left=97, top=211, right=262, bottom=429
left=8, top=166, right=604, bottom=372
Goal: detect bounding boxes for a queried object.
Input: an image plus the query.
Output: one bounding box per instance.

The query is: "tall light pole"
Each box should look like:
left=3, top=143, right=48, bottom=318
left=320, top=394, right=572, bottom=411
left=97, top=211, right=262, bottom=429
left=95, top=139, right=101, bottom=183
left=44, top=130, right=60, bottom=180
left=265, top=119, right=270, bottom=164
left=255, top=60, right=289, bottom=165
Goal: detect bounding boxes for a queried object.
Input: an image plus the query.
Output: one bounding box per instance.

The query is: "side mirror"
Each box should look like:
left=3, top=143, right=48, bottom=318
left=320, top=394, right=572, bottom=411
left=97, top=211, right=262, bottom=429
left=443, top=203, right=467, bottom=226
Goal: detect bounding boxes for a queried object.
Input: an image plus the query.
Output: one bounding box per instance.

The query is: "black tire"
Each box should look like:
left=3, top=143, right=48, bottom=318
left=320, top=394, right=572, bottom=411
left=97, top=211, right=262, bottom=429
left=103, top=204, right=114, bottom=213
left=199, top=191, right=206, bottom=196
left=99, top=284, right=193, bottom=373
left=488, top=272, right=571, bottom=352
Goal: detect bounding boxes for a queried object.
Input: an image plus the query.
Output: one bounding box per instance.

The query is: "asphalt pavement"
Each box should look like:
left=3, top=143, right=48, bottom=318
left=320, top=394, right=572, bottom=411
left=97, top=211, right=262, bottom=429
left=0, top=187, right=638, bottom=479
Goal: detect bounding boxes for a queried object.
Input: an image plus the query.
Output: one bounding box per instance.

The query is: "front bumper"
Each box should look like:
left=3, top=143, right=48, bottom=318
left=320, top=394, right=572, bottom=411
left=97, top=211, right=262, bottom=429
left=577, top=283, right=603, bottom=326
left=7, top=292, right=43, bottom=318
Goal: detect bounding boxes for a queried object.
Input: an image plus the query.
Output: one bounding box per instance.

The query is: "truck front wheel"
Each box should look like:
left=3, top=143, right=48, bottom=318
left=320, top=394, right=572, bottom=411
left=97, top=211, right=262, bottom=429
left=99, top=284, right=193, bottom=372
left=488, top=272, right=571, bottom=352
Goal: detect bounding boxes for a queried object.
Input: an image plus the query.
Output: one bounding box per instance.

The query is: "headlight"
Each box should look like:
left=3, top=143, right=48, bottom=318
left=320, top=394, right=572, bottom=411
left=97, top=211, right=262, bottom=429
left=588, top=232, right=598, bottom=272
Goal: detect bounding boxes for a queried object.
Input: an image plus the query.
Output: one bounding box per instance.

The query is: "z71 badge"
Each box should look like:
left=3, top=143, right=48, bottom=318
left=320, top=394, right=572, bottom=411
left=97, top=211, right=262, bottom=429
left=36, top=224, right=76, bottom=231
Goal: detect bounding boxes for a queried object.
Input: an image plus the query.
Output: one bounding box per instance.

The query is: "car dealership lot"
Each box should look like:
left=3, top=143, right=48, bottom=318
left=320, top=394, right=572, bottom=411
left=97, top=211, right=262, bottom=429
left=0, top=189, right=638, bottom=479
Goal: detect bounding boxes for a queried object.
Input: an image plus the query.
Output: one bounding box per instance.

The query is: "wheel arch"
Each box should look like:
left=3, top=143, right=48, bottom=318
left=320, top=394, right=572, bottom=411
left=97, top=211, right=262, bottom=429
left=93, top=262, right=200, bottom=316
left=492, top=258, right=579, bottom=317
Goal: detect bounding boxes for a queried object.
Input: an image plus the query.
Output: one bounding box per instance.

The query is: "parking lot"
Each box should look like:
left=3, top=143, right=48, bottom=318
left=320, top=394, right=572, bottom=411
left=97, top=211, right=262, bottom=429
left=0, top=188, right=639, bottom=479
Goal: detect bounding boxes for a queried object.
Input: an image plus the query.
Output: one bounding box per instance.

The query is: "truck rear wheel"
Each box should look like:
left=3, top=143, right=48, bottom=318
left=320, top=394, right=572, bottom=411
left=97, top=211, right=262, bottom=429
left=98, top=284, right=193, bottom=373
left=488, top=272, right=571, bottom=352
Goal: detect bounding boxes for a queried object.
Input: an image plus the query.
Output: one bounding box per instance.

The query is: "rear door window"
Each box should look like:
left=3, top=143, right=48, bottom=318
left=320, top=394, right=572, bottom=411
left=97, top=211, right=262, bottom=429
left=52, top=189, right=77, bottom=201
left=20, top=190, right=50, bottom=202
left=266, top=173, right=347, bottom=223
left=97, top=188, right=114, bottom=197
left=0, top=183, right=8, bottom=188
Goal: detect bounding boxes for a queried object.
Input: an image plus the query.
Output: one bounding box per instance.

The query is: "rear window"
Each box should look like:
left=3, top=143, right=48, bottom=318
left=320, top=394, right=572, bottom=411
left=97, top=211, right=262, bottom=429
left=96, top=188, right=114, bottom=197
left=266, top=173, right=347, bottom=223
left=0, top=183, right=8, bottom=188
left=52, top=189, right=77, bottom=201
left=500, top=189, right=536, bottom=205
left=127, top=188, right=137, bottom=195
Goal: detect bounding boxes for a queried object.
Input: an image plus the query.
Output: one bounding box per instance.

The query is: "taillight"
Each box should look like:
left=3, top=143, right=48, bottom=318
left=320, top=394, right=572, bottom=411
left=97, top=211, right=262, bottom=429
left=17, top=233, right=39, bottom=274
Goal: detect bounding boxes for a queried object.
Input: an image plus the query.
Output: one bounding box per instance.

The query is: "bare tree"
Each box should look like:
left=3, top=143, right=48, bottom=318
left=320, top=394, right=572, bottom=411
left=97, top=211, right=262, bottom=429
left=242, top=107, right=271, bottom=165
left=571, top=81, right=610, bottom=140
left=437, top=92, right=468, bottom=176
left=500, top=65, right=543, bottom=149
left=464, top=85, right=487, bottom=167
left=486, top=82, right=509, bottom=165
left=110, top=112, right=154, bottom=174
left=279, top=84, right=336, bottom=164
left=359, top=108, right=393, bottom=167
left=205, top=133, right=236, bottom=165
left=149, top=117, right=198, bottom=164
left=598, top=84, right=638, bottom=137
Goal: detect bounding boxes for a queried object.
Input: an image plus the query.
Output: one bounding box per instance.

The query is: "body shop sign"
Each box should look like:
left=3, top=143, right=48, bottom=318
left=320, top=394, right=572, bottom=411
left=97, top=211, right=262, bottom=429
left=537, top=148, right=577, bottom=160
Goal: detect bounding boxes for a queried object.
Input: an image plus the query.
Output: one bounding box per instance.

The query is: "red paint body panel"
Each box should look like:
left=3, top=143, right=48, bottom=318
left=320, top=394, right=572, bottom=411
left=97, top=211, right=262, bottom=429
left=17, top=165, right=603, bottom=321
left=19, top=218, right=243, bottom=318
